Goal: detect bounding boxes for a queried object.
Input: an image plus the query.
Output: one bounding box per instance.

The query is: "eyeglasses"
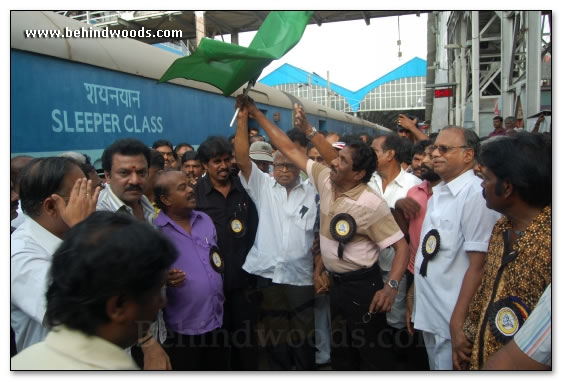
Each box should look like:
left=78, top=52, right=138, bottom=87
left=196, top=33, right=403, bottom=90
left=429, top=145, right=468, bottom=154
left=273, top=163, right=297, bottom=171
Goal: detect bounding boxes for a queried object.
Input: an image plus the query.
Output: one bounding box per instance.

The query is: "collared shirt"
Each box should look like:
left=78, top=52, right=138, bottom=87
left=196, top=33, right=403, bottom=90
left=368, top=168, right=422, bottom=208
left=514, top=283, right=551, bottom=367
left=11, top=204, right=27, bottom=229
left=11, top=325, right=138, bottom=370
left=11, top=217, right=62, bottom=352
left=306, top=160, right=404, bottom=273
left=464, top=205, right=551, bottom=369
left=240, top=161, right=317, bottom=286
left=194, top=172, right=258, bottom=291
left=96, top=183, right=156, bottom=224
left=413, top=169, right=501, bottom=340
left=154, top=211, right=224, bottom=335
left=406, top=180, right=433, bottom=274
left=367, top=168, right=421, bottom=329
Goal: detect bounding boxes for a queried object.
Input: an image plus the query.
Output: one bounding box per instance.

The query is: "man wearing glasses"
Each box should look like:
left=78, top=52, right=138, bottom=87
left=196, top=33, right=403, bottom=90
left=234, top=105, right=318, bottom=370
left=411, top=127, right=500, bottom=370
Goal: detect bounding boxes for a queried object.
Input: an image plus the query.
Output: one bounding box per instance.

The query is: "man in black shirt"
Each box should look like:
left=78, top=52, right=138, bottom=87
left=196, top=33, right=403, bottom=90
left=194, top=136, right=260, bottom=370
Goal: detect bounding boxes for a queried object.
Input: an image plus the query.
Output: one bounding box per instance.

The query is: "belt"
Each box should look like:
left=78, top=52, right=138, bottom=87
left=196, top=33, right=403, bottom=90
left=327, top=264, right=381, bottom=284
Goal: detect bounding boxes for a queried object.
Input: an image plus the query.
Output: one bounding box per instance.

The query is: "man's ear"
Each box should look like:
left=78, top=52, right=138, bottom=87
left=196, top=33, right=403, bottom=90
left=104, top=171, right=111, bottom=183
left=106, top=294, right=134, bottom=325
left=502, top=181, right=514, bottom=199
left=42, top=196, right=58, bottom=217
left=463, top=148, right=475, bottom=164
left=160, top=193, right=172, bottom=208
left=353, top=169, right=366, bottom=182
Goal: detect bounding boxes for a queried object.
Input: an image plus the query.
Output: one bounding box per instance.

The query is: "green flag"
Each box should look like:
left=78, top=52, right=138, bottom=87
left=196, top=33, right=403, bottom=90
left=159, top=11, right=313, bottom=96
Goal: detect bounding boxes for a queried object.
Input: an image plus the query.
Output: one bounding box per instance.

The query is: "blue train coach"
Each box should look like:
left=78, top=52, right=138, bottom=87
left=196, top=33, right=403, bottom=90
left=11, top=11, right=387, bottom=168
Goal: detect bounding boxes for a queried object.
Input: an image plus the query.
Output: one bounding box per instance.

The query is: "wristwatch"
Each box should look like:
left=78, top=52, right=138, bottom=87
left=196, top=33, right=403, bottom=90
left=387, top=279, right=399, bottom=289
left=306, top=126, right=318, bottom=139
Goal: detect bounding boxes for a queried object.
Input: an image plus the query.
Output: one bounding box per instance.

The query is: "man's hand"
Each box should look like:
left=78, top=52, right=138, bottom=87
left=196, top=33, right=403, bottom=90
left=397, top=114, right=418, bottom=131
left=450, top=325, right=472, bottom=370
left=294, top=104, right=313, bottom=135
left=141, top=337, right=172, bottom=370
left=314, top=270, right=329, bottom=294
left=395, top=197, right=421, bottom=220
left=369, top=285, right=398, bottom=313
left=52, top=177, right=100, bottom=228
left=236, top=95, right=260, bottom=119
left=167, top=268, right=186, bottom=287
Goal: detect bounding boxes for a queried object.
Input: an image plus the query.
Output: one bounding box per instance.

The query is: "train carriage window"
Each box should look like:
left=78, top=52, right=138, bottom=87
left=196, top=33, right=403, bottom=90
left=318, top=120, right=326, bottom=132
left=247, top=109, right=268, bottom=131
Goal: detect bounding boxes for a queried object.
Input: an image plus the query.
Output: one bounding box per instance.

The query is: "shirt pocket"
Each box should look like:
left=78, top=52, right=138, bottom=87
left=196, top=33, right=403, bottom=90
left=435, top=219, right=459, bottom=259
left=294, top=201, right=317, bottom=232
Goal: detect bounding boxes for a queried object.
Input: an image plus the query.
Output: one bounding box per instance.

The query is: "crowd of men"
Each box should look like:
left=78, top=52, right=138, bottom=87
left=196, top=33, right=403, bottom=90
left=10, top=97, right=551, bottom=371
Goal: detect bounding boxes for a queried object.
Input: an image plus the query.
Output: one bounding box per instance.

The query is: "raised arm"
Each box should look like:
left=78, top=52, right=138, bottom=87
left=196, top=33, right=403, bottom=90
left=397, top=114, right=429, bottom=143
left=293, top=104, right=338, bottom=163
left=234, top=103, right=252, bottom=182
left=237, top=95, right=308, bottom=172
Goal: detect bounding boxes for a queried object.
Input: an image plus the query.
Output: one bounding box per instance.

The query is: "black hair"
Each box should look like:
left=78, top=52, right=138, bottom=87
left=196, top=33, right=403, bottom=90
left=380, top=133, right=404, bottom=162
left=19, top=157, right=84, bottom=217
left=197, top=136, right=232, bottom=164
left=45, top=211, right=177, bottom=337
left=493, top=116, right=503, bottom=123
left=152, top=139, right=173, bottom=151
left=399, top=138, right=414, bottom=165
left=149, top=149, right=165, bottom=170
left=287, top=128, right=309, bottom=148
left=175, top=142, right=194, bottom=153
left=102, top=138, right=151, bottom=173
left=479, top=132, right=551, bottom=208
left=306, top=141, right=315, bottom=155
left=79, top=162, right=97, bottom=178
left=411, top=139, right=432, bottom=157
left=340, top=135, right=378, bottom=183
left=181, top=150, right=199, bottom=164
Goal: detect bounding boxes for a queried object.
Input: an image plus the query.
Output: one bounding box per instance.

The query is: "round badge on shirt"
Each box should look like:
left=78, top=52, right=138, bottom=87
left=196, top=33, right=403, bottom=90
left=330, top=213, right=356, bottom=259
left=487, top=296, right=530, bottom=344
left=229, top=217, right=246, bottom=238
left=419, top=229, right=440, bottom=277
left=209, top=246, right=224, bottom=274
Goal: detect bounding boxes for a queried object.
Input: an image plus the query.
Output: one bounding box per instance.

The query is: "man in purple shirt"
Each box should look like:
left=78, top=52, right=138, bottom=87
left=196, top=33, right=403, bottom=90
left=153, top=170, right=227, bottom=370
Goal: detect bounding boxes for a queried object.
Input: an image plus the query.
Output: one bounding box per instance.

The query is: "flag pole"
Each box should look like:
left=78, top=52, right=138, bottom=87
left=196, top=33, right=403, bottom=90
left=230, top=80, right=255, bottom=127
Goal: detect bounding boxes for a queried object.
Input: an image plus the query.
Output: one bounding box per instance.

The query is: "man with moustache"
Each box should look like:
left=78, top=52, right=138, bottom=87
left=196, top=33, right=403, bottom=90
left=411, top=127, right=501, bottom=370
left=194, top=136, right=259, bottom=370
left=181, top=151, right=204, bottom=183
left=463, top=132, right=551, bottom=370
left=236, top=96, right=409, bottom=370
left=153, top=170, right=227, bottom=370
left=96, top=138, right=171, bottom=370
left=409, top=140, right=432, bottom=179
left=235, top=106, right=317, bottom=370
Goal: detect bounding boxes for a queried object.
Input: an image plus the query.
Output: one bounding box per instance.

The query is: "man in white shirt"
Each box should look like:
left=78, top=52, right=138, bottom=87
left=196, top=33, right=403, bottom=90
left=235, top=106, right=317, bottom=370
left=412, top=127, right=501, bottom=370
left=368, top=133, right=423, bottom=369
left=11, top=157, right=99, bottom=352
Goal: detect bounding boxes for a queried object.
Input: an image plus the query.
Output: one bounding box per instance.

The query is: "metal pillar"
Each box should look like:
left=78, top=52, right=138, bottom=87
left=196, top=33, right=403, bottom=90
left=500, top=11, right=513, bottom=118
left=471, top=11, right=480, bottom=135
left=526, top=11, right=541, bottom=118
left=460, top=15, right=468, bottom=125
left=194, top=11, right=206, bottom=47
left=231, top=29, right=239, bottom=45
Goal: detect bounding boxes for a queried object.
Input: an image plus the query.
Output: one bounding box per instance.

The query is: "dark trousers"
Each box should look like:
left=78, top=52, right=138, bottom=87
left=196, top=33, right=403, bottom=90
left=328, top=264, right=396, bottom=370
left=162, top=328, right=230, bottom=371
left=256, top=276, right=316, bottom=370
left=223, top=287, right=260, bottom=370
